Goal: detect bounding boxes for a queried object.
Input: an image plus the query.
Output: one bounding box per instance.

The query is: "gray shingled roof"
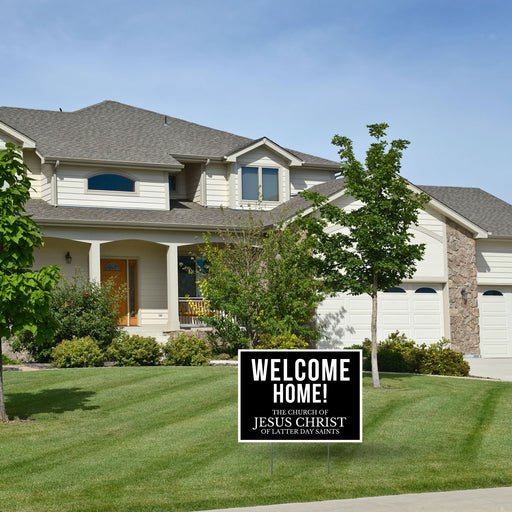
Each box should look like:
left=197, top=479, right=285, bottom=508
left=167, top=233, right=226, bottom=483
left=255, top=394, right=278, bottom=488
left=0, top=101, right=338, bottom=168
left=418, top=186, right=512, bottom=237
left=26, top=199, right=272, bottom=230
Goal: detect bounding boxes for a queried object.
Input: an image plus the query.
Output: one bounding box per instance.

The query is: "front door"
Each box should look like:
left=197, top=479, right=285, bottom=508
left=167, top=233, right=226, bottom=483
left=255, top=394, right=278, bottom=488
left=101, top=259, right=138, bottom=326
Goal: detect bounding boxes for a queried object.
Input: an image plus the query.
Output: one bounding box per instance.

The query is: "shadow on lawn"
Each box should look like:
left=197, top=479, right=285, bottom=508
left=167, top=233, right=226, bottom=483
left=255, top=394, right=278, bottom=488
left=6, top=387, right=99, bottom=419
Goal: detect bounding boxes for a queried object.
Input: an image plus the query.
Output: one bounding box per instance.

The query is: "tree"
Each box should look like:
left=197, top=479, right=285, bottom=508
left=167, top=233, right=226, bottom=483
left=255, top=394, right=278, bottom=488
left=0, top=143, right=60, bottom=422
left=298, top=124, right=429, bottom=388
left=196, top=214, right=326, bottom=352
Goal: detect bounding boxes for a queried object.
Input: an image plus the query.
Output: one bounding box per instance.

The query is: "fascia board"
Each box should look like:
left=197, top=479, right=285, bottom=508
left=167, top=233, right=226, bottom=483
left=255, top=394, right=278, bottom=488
left=0, top=122, right=37, bottom=148
left=34, top=218, right=225, bottom=232
left=225, top=137, right=303, bottom=166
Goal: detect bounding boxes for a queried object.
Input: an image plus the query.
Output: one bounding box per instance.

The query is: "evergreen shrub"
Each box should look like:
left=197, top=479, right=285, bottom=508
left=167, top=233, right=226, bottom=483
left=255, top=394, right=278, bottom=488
left=107, top=333, right=162, bottom=366
left=163, top=334, right=211, bottom=366
left=52, top=337, right=105, bottom=368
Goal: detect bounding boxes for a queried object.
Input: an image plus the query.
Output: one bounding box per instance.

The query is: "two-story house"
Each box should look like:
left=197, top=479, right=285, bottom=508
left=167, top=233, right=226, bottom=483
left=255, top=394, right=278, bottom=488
left=1, top=101, right=512, bottom=357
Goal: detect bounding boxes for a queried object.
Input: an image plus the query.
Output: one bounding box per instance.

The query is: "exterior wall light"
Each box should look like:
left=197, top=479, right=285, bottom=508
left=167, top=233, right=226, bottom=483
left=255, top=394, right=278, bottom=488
left=65, top=252, right=72, bottom=264
left=461, top=289, right=468, bottom=302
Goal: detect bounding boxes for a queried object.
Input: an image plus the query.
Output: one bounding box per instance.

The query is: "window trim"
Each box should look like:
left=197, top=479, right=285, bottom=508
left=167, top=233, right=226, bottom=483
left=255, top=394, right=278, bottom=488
left=240, top=165, right=280, bottom=203
left=86, top=172, right=138, bottom=196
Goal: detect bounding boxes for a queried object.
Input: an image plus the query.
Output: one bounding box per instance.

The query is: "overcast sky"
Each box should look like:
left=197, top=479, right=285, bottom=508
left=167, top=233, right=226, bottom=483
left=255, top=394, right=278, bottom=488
left=2, top=0, right=511, bottom=202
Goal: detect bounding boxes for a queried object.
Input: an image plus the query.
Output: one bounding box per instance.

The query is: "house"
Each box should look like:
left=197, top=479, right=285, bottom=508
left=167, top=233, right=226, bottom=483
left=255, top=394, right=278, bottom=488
left=1, top=101, right=511, bottom=357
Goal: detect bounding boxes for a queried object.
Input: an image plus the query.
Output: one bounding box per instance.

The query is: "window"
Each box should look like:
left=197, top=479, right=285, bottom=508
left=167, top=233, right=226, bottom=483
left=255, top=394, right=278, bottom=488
left=483, top=290, right=503, bottom=296
left=178, top=256, right=205, bottom=297
left=242, top=166, right=279, bottom=201
left=169, top=175, right=177, bottom=193
left=384, top=287, right=406, bottom=293
left=104, top=262, right=121, bottom=271
left=415, top=287, right=437, bottom=294
left=88, top=174, right=135, bottom=192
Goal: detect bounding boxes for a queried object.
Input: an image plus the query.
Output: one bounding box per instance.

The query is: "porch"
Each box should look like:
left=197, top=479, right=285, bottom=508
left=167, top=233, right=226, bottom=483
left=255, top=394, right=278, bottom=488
left=34, top=236, right=214, bottom=333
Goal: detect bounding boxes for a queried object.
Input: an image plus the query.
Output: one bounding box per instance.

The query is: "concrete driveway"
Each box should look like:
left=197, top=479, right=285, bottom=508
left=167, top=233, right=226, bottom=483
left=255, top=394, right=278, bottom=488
left=468, top=357, right=512, bottom=381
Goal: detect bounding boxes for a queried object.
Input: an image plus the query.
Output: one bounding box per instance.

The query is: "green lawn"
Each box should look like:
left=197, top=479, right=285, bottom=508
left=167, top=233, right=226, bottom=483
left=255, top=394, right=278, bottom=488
left=1, top=367, right=511, bottom=512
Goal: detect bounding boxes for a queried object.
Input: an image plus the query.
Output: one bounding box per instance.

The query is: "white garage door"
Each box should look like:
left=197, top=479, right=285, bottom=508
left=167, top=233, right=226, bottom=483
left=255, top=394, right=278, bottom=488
left=317, top=283, right=444, bottom=348
left=479, top=287, right=512, bottom=358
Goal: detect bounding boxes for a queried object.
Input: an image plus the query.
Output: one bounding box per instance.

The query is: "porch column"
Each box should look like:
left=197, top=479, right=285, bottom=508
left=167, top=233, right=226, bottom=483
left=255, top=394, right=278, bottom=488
left=89, top=241, right=101, bottom=282
left=166, top=243, right=180, bottom=331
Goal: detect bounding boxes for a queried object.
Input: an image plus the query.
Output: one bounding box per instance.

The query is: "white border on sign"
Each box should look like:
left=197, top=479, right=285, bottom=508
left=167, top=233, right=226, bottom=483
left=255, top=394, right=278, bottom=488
left=238, top=349, right=363, bottom=443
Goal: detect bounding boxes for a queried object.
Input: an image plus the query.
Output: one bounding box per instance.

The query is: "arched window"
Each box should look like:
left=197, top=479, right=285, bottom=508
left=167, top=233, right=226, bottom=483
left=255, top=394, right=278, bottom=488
left=88, top=174, right=135, bottom=192
left=415, top=287, right=437, bottom=294
left=384, top=287, right=406, bottom=293
left=483, top=290, right=503, bottom=296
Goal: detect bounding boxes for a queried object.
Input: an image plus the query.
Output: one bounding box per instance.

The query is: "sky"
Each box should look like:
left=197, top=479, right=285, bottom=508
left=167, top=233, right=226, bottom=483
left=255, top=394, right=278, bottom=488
left=1, top=0, right=512, bottom=202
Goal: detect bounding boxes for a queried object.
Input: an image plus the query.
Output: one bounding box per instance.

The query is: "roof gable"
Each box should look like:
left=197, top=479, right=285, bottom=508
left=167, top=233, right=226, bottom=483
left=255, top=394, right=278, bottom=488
left=225, top=137, right=303, bottom=166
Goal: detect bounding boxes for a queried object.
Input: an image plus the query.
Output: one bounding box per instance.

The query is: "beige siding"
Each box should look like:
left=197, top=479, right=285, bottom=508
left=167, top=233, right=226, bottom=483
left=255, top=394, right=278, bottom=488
left=326, top=196, right=447, bottom=281
left=205, top=162, right=229, bottom=207
left=33, top=238, right=90, bottom=280
left=417, top=207, right=446, bottom=238
left=477, top=241, right=512, bottom=285
left=290, top=169, right=336, bottom=196
left=56, top=166, right=168, bottom=209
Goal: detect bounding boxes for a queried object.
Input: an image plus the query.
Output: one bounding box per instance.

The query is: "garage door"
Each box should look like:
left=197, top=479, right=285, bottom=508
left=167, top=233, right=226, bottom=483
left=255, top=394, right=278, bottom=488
left=479, top=287, right=512, bottom=357
left=317, top=283, right=444, bottom=348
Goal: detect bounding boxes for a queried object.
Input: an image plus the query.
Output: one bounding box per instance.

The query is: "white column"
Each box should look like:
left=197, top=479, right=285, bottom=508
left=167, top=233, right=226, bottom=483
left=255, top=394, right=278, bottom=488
left=89, top=241, right=102, bottom=282
left=166, top=243, right=180, bottom=331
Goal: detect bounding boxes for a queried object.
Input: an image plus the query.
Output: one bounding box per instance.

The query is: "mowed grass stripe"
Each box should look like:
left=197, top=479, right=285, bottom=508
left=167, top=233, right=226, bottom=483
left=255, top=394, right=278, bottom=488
left=1, top=368, right=511, bottom=512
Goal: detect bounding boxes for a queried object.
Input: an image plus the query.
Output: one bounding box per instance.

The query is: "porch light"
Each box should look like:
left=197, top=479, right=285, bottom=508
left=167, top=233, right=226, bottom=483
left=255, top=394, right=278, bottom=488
left=65, top=252, right=72, bottom=264
left=461, top=289, right=468, bottom=302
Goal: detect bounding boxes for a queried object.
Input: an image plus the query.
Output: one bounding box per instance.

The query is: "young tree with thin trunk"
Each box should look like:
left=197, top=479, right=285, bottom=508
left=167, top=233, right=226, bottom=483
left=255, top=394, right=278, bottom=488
left=298, top=124, right=429, bottom=388
left=0, top=143, right=60, bottom=422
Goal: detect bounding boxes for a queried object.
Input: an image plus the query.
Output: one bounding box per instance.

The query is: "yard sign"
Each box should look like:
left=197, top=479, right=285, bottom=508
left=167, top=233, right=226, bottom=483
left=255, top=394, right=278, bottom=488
left=238, top=350, right=362, bottom=443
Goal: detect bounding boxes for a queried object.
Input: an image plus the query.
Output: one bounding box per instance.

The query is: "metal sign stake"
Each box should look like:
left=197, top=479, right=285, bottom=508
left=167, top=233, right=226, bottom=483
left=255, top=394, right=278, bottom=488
left=271, top=443, right=274, bottom=475
left=327, top=442, right=330, bottom=474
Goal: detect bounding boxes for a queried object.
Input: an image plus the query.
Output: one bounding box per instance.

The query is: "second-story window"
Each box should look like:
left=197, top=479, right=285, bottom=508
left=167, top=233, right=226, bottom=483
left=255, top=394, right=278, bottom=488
left=242, top=166, right=279, bottom=201
left=88, top=173, right=135, bottom=192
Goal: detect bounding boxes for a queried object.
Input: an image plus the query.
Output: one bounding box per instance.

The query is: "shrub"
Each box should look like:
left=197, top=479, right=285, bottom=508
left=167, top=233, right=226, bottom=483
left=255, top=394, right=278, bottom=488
left=363, top=332, right=470, bottom=377
left=204, top=315, right=250, bottom=357
left=2, top=354, right=20, bottom=365
left=52, top=337, right=105, bottom=368
left=13, top=272, right=126, bottom=362
left=419, top=338, right=470, bottom=377
left=363, top=332, right=419, bottom=373
left=257, top=333, right=308, bottom=349
left=107, top=333, right=162, bottom=366
left=163, top=334, right=211, bottom=366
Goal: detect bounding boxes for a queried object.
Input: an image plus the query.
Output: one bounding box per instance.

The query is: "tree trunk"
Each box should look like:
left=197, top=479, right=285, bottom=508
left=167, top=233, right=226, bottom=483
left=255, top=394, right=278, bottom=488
left=371, top=274, right=381, bottom=388
left=0, top=340, right=8, bottom=422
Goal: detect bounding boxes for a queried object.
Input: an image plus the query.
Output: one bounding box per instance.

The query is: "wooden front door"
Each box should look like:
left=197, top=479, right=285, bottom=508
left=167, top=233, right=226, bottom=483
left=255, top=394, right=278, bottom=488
left=101, top=259, right=138, bottom=326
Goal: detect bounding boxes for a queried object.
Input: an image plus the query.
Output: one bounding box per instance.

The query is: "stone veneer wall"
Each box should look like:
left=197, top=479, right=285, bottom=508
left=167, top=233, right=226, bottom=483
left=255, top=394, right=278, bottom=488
left=446, top=219, right=480, bottom=354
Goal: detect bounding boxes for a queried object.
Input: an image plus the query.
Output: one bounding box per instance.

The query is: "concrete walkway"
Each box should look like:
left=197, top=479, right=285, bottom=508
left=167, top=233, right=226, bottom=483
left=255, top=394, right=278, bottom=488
left=201, top=487, right=512, bottom=512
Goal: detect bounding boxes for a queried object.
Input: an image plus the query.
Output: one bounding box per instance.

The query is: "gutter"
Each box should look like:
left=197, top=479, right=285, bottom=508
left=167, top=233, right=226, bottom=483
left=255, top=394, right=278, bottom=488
left=41, top=156, right=184, bottom=171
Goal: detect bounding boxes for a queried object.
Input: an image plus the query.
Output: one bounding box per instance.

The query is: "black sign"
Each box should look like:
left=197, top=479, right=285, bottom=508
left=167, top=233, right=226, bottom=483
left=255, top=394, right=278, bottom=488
left=238, top=350, right=362, bottom=443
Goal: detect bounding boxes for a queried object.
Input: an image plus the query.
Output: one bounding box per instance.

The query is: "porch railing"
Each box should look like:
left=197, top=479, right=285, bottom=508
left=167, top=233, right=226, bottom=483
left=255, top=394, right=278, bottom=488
left=179, top=297, right=217, bottom=327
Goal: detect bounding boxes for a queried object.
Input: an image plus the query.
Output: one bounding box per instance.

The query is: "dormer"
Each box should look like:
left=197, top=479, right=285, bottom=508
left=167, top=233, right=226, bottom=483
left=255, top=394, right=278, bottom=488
left=224, top=137, right=303, bottom=210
